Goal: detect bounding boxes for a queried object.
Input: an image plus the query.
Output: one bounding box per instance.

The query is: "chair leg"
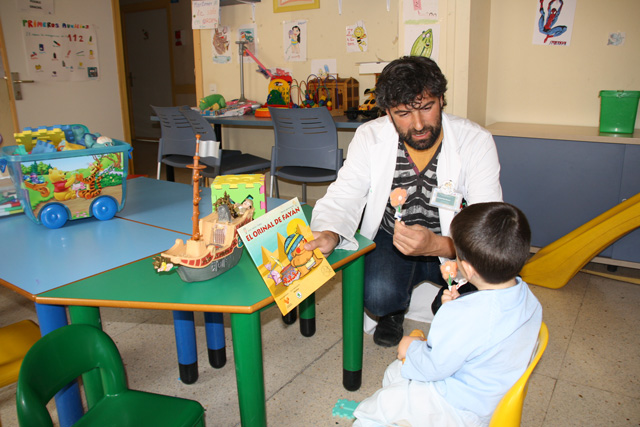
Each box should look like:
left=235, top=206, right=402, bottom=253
left=156, top=162, right=162, bottom=180
left=274, top=177, right=280, bottom=199
left=302, top=183, right=307, bottom=203
left=166, top=165, right=175, bottom=182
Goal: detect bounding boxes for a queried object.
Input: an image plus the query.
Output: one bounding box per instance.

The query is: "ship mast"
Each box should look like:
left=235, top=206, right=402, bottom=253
left=187, top=134, right=206, bottom=241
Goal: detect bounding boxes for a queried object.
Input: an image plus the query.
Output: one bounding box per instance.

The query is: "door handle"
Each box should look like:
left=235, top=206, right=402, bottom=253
left=7, top=72, right=35, bottom=100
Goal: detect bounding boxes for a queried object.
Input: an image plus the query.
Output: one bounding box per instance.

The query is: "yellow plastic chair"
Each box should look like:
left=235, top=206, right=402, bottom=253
left=0, top=320, right=41, bottom=388
left=489, top=321, right=549, bottom=427
left=16, top=324, right=205, bottom=427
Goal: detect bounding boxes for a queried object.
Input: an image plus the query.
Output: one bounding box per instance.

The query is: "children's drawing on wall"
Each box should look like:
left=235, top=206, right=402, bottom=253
left=191, top=0, right=220, bottom=30
left=346, top=21, right=368, bottom=53
left=283, top=20, right=307, bottom=62
left=310, top=59, right=337, bottom=79
left=404, top=24, right=440, bottom=62
left=403, top=0, right=438, bottom=23
left=532, top=0, right=576, bottom=46
left=238, top=24, right=258, bottom=63
left=212, top=26, right=231, bottom=63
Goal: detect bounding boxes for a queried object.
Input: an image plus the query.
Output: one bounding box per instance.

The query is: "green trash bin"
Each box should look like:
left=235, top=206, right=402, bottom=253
left=598, top=90, right=640, bottom=134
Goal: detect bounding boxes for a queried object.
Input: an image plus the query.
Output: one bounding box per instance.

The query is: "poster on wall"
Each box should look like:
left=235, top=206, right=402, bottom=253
left=238, top=24, right=258, bottom=63
left=283, top=20, right=307, bottom=62
left=212, top=26, right=231, bottom=63
left=192, top=0, right=220, bottom=30
left=403, top=0, right=438, bottom=22
left=18, top=0, right=54, bottom=14
left=532, top=0, right=576, bottom=46
left=346, top=21, right=368, bottom=53
left=404, top=24, right=440, bottom=62
left=21, top=19, right=100, bottom=82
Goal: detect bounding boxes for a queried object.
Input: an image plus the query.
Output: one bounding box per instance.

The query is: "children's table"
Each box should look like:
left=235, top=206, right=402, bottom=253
left=1, top=177, right=375, bottom=427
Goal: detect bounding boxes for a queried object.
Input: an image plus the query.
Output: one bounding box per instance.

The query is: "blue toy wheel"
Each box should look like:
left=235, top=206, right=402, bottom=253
left=92, top=196, right=118, bottom=221
left=40, top=204, right=69, bottom=229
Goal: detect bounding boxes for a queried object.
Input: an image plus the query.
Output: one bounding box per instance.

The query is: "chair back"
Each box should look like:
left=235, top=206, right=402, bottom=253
left=151, top=105, right=220, bottom=168
left=16, top=324, right=128, bottom=427
left=489, top=321, right=549, bottom=427
left=269, top=107, right=341, bottom=171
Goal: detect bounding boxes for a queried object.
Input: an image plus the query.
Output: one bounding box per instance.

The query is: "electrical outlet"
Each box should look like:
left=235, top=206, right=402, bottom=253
left=209, top=84, right=217, bottom=94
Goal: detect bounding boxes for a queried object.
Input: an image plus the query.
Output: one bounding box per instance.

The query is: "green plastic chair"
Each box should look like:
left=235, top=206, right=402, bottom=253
left=16, top=324, right=205, bottom=427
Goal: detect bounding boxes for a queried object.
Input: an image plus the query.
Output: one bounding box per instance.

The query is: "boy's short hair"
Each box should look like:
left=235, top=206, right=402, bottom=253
left=450, top=202, right=531, bottom=284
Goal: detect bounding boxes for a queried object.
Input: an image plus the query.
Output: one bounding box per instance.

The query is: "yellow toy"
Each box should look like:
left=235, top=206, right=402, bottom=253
left=520, top=192, right=640, bottom=288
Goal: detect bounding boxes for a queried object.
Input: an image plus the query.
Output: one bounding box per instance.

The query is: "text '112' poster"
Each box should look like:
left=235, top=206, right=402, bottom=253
left=21, top=19, right=100, bottom=82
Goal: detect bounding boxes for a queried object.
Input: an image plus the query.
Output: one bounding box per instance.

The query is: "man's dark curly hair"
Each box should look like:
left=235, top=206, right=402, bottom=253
left=376, top=56, right=448, bottom=111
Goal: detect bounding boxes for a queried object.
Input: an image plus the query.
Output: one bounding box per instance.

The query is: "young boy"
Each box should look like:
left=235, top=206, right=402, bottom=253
left=353, top=202, right=542, bottom=426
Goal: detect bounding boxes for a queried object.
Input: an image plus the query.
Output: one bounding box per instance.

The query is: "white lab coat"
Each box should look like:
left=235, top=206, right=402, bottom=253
left=311, top=113, right=503, bottom=250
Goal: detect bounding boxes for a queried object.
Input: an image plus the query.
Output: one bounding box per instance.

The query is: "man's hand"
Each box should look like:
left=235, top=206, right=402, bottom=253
left=393, top=221, right=455, bottom=258
left=303, top=230, right=340, bottom=257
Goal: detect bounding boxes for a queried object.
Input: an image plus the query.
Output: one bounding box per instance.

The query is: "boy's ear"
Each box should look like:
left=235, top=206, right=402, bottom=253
left=459, top=259, right=477, bottom=281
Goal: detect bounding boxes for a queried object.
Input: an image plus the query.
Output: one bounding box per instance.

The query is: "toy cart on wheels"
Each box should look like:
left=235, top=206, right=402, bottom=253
left=1, top=136, right=131, bottom=229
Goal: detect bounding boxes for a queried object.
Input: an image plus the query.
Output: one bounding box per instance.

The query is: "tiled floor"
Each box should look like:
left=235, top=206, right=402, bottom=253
left=2, top=145, right=640, bottom=426
left=1, top=264, right=640, bottom=426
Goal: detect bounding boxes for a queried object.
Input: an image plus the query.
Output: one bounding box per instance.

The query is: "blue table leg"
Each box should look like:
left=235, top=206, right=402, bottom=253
left=172, top=310, right=198, bottom=384
left=35, top=304, right=83, bottom=427
left=230, top=310, right=266, bottom=427
left=204, top=312, right=226, bottom=368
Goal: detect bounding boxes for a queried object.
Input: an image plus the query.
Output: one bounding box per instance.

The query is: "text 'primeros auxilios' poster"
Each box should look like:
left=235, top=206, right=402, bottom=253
left=21, top=19, right=100, bottom=82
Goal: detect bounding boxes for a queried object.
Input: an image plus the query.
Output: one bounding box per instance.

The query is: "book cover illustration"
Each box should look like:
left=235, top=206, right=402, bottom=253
left=238, top=198, right=335, bottom=315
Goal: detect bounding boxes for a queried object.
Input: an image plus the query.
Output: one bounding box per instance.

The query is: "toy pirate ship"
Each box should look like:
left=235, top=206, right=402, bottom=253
left=153, top=135, right=254, bottom=283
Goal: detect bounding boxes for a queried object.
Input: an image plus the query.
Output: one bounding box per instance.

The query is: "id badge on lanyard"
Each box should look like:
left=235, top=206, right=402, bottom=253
left=429, top=180, right=463, bottom=212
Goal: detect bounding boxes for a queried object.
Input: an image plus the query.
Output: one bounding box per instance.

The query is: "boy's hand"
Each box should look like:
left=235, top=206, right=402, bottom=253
left=441, top=287, right=460, bottom=304
left=304, top=230, right=339, bottom=257
left=397, top=331, right=426, bottom=361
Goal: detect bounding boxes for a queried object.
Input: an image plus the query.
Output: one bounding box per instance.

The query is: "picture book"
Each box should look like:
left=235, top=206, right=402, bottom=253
left=238, top=198, right=335, bottom=315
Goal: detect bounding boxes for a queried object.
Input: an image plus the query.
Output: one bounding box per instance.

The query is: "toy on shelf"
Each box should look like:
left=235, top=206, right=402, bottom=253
left=0, top=124, right=130, bottom=229
left=304, top=75, right=359, bottom=116
left=153, top=136, right=263, bottom=283
left=199, top=94, right=227, bottom=113
left=265, top=74, right=293, bottom=108
left=346, top=87, right=381, bottom=121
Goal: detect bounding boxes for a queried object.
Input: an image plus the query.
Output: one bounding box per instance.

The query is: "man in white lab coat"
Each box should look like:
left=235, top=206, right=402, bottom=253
left=307, top=56, right=502, bottom=346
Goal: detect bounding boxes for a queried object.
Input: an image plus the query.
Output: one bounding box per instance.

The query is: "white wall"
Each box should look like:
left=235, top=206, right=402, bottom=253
left=486, top=0, right=640, bottom=128
left=0, top=0, right=124, bottom=140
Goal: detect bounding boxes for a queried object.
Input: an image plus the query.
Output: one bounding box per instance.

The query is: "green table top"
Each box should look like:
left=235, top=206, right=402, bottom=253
left=37, top=232, right=373, bottom=313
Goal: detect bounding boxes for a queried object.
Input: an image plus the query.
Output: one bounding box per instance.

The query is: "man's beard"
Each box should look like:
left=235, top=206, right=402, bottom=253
left=393, top=117, right=442, bottom=151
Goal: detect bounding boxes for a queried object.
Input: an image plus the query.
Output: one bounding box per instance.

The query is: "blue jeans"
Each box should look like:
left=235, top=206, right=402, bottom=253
left=364, top=229, right=447, bottom=317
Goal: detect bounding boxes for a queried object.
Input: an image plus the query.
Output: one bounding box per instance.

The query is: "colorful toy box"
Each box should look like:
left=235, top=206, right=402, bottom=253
left=211, top=174, right=266, bottom=219
left=0, top=130, right=131, bottom=229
